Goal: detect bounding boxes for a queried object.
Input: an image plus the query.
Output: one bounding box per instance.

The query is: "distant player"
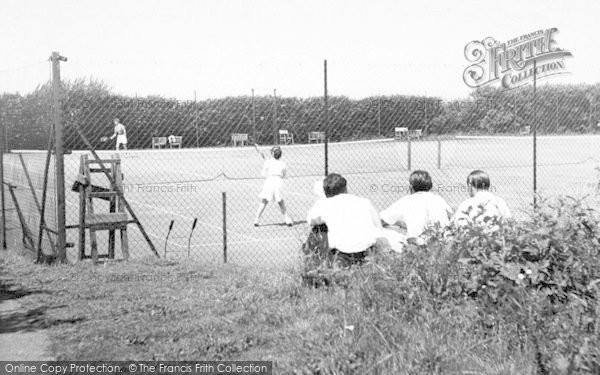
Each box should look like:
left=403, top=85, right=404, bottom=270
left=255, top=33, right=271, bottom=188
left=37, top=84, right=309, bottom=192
left=109, top=118, right=127, bottom=150
left=254, top=146, right=293, bottom=227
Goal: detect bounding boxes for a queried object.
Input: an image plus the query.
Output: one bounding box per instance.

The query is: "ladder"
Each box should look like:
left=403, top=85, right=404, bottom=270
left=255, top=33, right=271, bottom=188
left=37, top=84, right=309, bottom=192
left=77, top=154, right=130, bottom=262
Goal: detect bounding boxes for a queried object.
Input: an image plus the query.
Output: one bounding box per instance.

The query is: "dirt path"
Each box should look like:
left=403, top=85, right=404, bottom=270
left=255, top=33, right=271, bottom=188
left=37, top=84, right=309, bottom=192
left=0, top=284, right=54, bottom=360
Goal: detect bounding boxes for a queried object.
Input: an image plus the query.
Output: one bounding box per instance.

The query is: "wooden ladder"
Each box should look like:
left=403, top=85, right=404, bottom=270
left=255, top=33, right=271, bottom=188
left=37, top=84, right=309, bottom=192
left=78, top=154, right=130, bottom=262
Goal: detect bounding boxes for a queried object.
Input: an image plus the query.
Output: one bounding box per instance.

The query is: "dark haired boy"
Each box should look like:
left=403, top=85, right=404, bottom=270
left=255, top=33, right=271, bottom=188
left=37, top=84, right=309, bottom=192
left=453, top=170, right=511, bottom=226
left=380, top=170, right=452, bottom=242
left=306, top=173, right=384, bottom=266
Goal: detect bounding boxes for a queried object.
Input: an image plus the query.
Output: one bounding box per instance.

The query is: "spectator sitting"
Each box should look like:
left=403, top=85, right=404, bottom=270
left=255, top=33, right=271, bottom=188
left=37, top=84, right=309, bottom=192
left=380, top=170, right=452, bottom=245
left=306, top=173, right=387, bottom=267
left=453, top=170, right=511, bottom=227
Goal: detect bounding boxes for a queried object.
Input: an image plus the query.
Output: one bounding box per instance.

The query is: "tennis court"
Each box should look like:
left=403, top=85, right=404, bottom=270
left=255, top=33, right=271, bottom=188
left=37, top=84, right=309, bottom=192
left=4, top=134, right=600, bottom=267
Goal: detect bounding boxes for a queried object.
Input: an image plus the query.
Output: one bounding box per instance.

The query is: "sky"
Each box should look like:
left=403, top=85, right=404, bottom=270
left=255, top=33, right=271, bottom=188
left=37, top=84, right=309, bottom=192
left=1, top=0, right=599, bottom=100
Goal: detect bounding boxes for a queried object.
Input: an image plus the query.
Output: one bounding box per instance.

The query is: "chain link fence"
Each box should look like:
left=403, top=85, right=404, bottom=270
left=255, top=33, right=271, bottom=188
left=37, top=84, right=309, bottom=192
left=2, top=57, right=600, bottom=266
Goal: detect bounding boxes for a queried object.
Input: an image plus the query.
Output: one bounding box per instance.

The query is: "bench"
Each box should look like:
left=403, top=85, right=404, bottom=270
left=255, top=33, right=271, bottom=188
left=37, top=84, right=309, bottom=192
left=152, top=137, right=167, bottom=149
left=168, top=135, right=182, bottom=148
left=279, top=129, right=294, bottom=145
left=408, top=129, right=423, bottom=140
left=308, top=131, right=326, bottom=143
left=231, top=133, right=248, bottom=147
left=394, top=127, right=408, bottom=141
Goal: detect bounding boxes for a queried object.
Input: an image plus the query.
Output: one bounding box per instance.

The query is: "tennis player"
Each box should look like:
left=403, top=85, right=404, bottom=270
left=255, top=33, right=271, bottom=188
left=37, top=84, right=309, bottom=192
left=254, top=146, right=293, bottom=227
left=110, top=118, right=128, bottom=150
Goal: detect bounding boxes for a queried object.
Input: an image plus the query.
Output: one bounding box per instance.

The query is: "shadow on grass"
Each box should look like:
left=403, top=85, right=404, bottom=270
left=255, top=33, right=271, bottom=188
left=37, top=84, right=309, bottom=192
left=0, top=276, right=83, bottom=334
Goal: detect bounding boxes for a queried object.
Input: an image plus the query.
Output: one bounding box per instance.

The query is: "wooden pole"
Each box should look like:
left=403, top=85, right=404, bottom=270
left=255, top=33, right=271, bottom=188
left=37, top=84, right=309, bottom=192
left=18, top=154, right=56, bottom=256
left=51, top=51, right=67, bottom=263
left=37, top=126, right=56, bottom=261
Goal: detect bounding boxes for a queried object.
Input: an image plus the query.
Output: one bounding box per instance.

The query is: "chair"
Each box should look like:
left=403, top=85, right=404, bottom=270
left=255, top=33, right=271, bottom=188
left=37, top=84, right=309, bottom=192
left=308, top=131, right=326, bottom=143
left=279, top=129, right=294, bottom=145
left=520, top=126, right=530, bottom=135
left=394, top=127, right=408, bottom=141
left=168, top=135, right=182, bottom=148
left=231, top=133, right=248, bottom=147
left=152, top=137, right=167, bottom=149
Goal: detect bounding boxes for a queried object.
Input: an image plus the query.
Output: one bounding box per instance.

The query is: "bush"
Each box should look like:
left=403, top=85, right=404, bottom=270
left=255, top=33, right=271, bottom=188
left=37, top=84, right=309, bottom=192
left=301, top=196, right=600, bottom=373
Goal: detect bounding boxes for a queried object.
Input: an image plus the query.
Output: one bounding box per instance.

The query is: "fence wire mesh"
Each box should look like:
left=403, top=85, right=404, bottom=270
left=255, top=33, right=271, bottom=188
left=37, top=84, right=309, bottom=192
left=2, top=58, right=600, bottom=266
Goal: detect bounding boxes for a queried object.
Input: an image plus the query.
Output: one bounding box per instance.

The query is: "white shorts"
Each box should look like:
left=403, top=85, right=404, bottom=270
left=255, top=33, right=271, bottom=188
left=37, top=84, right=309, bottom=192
left=259, top=176, right=284, bottom=202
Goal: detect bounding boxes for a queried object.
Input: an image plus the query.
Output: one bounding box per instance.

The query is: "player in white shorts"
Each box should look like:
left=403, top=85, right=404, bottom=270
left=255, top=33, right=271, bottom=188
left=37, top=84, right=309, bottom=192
left=110, top=118, right=127, bottom=150
left=254, top=146, right=293, bottom=227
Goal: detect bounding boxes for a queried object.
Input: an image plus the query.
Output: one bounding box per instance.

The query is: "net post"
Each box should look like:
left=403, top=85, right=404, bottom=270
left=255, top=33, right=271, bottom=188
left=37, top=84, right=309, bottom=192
left=222, top=191, right=227, bottom=263
left=51, top=51, right=67, bottom=263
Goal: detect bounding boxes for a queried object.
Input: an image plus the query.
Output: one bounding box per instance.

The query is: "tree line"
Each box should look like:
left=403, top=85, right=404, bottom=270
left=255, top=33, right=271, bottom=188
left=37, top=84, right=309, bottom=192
left=1, top=79, right=599, bottom=150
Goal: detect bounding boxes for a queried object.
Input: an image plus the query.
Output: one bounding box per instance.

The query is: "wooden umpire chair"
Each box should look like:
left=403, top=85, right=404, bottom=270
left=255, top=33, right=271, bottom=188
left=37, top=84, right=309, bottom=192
left=152, top=137, right=167, bottom=149
left=76, top=154, right=131, bottom=263
left=394, top=127, right=408, bottom=141
left=279, top=129, right=294, bottom=145
left=308, top=131, right=326, bottom=143
left=168, top=135, right=182, bottom=148
left=231, top=133, right=248, bottom=147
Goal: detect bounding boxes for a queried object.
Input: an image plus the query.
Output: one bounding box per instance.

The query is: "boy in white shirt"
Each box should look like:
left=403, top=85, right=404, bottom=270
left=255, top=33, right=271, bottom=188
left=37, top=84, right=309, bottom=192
left=254, top=146, right=293, bottom=227
left=453, top=170, right=511, bottom=226
left=380, top=170, right=452, bottom=242
left=306, top=173, right=385, bottom=266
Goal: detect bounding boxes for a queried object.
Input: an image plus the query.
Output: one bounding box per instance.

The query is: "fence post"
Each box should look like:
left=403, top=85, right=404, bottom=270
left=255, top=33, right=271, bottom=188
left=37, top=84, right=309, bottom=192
left=222, top=192, right=227, bottom=263
left=273, top=89, right=278, bottom=145
left=407, top=137, right=412, bottom=170
left=0, top=107, right=5, bottom=250
left=437, top=137, right=441, bottom=169
left=51, top=51, right=67, bottom=263
left=324, top=59, right=329, bottom=176
left=533, top=60, right=538, bottom=209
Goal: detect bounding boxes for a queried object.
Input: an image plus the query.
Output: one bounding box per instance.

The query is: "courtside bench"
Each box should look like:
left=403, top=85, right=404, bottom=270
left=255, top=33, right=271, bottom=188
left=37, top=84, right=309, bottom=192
left=152, top=137, right=167, bottom=149
left=231, top=133, right=248, bottom=147
left=308, top=131, right=326, bottom=143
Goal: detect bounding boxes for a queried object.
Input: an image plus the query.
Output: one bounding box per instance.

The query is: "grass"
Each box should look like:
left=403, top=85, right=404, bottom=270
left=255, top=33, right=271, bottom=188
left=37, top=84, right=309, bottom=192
left=1, top=250, right=539, bottom=374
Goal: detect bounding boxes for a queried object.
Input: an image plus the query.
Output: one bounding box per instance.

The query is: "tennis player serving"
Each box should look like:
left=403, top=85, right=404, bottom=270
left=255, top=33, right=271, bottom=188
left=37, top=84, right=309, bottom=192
left=254, top=146, right=293, bottom=227
left=102, top=118, right=128, bottom=150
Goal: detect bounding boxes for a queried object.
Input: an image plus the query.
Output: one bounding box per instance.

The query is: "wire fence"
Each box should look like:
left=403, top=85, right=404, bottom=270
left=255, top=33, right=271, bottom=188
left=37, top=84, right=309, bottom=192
left=1, top=56, right=600, bottom=266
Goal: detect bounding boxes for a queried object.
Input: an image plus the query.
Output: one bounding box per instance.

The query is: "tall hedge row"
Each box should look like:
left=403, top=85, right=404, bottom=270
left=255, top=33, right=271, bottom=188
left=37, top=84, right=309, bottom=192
left=1, top=80, right=599, bottom=150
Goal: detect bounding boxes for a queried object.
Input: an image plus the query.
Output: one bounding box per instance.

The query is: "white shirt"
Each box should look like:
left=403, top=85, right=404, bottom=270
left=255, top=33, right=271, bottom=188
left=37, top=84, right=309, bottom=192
left=114, top=123, right=127, bottom=143
left=453, top=191, right=511, bottom=226
left=380, top=191, right=452, bottom=238
left=306, top=193, right=383, bottom=254
left=261, top=159, right=287, bottom=178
